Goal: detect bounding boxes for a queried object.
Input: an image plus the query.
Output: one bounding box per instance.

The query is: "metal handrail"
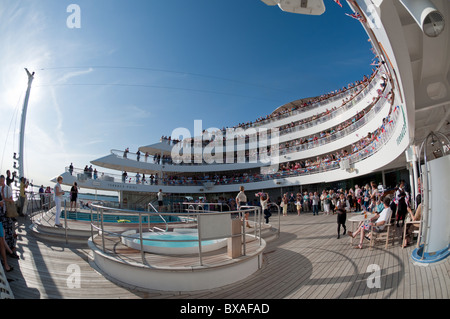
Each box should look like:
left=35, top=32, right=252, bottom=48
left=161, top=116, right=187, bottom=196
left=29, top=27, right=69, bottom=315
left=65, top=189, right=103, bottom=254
left=89, top=204, right=263, bottom=267
left=147, top=202, right=169, bottom=232
left=181, top=201, right=230, bottom=212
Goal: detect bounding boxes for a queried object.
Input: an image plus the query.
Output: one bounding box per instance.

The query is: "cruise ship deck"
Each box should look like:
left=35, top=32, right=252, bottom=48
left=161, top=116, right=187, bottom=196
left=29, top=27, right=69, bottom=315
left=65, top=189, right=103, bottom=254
left=6, top=212, right=449, bottom=300
left=1, top=0, right=449, bottom=306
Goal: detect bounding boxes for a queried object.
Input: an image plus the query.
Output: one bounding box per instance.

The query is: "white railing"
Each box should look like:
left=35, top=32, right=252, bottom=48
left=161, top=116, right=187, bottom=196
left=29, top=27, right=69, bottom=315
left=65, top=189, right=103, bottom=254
left=67, top=101, right=399, bottom=188
left=106, top=85, right=390, bottom=171
left=89, top=204, right=264, bottom=267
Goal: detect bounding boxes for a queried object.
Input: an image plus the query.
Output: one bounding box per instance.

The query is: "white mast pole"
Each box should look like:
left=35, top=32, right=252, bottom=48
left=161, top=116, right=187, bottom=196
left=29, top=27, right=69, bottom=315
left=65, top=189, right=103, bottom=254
left=18, top=68, right=35, bottom=179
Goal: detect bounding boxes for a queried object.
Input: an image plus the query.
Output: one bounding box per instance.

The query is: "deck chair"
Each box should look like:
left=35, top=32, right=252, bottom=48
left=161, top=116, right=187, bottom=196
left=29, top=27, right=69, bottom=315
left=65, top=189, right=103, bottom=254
left=370, top=206, right=394, bottom=249
left=402, top=216, right=422, bottom=248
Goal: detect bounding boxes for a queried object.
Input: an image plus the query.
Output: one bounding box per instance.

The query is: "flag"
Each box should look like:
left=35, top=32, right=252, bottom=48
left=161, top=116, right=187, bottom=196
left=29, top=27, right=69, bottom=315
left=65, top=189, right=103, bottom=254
left=334, top=0, right=343, bottom=7
left=346, top=12, right=360, bottom=20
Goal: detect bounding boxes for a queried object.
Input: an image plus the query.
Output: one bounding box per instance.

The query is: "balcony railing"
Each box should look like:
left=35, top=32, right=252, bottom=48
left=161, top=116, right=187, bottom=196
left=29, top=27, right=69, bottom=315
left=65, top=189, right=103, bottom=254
left=68, top=101, right=399, bottom=188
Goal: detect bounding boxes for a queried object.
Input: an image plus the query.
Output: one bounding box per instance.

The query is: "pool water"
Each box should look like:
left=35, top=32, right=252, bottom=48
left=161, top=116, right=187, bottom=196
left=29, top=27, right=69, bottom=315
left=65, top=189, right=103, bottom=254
left=136, top=233, right=217, bottom=248
left=122, top=229, right=228, bottom=254
left=61, top=210, right=181, bottom=224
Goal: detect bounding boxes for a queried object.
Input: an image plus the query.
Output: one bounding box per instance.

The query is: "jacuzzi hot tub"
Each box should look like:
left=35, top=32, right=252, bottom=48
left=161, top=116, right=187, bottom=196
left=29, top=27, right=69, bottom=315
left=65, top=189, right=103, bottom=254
left=121, top=229, right=228, bottom=255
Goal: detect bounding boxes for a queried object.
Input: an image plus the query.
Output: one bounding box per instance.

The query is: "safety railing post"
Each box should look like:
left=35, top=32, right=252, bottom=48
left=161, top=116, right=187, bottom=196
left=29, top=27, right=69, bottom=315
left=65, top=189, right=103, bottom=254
left=90, top=205, right=94, bottom=243
left=197, top=213, right=203, bottom=266
left=64, top=200, right=68, bottom=244
left=100, top=208, right=105, bottom=253
left=242, top=209, right=246, bottom=256
left=139, top=211, right=145, bottom=264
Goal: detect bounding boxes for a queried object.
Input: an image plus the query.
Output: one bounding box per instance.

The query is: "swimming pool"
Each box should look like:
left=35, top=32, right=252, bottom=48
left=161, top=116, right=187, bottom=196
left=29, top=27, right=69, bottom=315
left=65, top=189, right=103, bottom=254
left=60, top=210, right=181, bottom=224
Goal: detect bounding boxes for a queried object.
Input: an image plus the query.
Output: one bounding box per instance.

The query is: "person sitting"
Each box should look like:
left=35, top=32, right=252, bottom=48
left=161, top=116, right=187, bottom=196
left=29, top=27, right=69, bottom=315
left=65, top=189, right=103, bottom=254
left=347, top=196, right=392, bottom=249
left=402, top=203, right=422, bottom=247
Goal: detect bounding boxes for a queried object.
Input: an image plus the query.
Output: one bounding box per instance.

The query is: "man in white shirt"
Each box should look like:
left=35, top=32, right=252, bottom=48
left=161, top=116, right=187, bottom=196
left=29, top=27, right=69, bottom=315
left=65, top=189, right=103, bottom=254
left=236, top=186, right=250, bottom=228
left=348, top=196, right=392, bottom=249
left=157, top=189, right=163, bottom=211
left=377, top=182, right=384, bottom=194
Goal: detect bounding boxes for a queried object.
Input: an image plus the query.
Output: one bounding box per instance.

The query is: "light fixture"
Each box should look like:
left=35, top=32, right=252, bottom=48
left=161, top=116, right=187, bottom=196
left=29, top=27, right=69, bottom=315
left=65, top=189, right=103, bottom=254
left=400, top=0, right=445, bottom=37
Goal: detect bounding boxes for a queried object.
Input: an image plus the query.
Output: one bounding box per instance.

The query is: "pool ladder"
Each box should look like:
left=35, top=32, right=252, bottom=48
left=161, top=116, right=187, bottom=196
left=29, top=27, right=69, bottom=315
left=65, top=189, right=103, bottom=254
left=147, top=202, right=168, bottom=233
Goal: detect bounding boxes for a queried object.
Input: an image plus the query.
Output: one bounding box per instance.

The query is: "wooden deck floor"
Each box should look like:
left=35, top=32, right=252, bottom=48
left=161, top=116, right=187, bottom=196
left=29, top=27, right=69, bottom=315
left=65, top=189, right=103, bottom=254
left=5, top=212, right=450, bottom=299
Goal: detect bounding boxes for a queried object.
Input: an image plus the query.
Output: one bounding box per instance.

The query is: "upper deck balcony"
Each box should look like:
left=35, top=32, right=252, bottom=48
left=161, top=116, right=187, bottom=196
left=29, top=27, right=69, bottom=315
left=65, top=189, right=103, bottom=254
left=61, top=99, right=408, bottom=193
left=91, top=75, right=392, bottom=174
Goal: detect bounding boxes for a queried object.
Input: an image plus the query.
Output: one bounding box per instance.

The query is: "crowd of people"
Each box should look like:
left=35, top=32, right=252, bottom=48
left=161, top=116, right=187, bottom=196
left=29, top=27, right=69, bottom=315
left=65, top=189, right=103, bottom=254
left=226, top=177, right=418, bottom=248
left=118, top=72, right=389, bottom=167
left=70, top=92, right=397, bottom=190
left=0, top=168, right=72, bottom=273
left=149, top=103, right=398, bottom=187
left=197, top=176, right=421, bottom=248
left=215, top=68, right=379, bottom=132
left=0, top=170, right=31, bottom=273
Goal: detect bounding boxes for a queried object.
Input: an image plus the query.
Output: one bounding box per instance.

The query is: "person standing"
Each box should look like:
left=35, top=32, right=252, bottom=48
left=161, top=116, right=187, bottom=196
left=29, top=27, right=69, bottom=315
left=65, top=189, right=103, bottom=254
left=354, top=184, right=362, bottom=212
left=39, top=185, right=45, bottom=209
left=312, top=192, right=320, bottom=216
left=296, top=193, right=302, bottom=216
left=320, top=190, right=326, bottom=213
left=54, top=176, right=65, bottom=227
left=0, top=218, right=13, bottom=272
left=70, top=182, right=78, bottom=212
left=0, top=175, right=18, bottom=259
left=19, top=177, right=29, bottom=216
left=6, top=170, right=15, bottom=187
left=303, top=192, right=309, bottom=212
left=157, top=189, right=164, bottom=211
left=396, top=191, right=408, bottom=227
left=335, top=192, right=349, bottom=239
left=323, top=191, right=331, bottom=215
left=236, top=186, right=250, bottom=227
left=260, top=193, right=271, bottom=224
left=282, top=193, right=288, bottom=216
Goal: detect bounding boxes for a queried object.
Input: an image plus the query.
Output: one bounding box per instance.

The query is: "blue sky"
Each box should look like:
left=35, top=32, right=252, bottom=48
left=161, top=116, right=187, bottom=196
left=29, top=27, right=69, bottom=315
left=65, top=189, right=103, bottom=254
left=0, top=0, right=373, bottom=190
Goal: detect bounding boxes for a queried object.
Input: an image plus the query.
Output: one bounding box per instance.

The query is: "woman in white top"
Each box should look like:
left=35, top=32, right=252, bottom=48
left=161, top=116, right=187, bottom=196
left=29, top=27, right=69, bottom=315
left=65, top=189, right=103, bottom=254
left=236, top=186, right=250, bottom=228
left=54, top=176, right=65, bottom=227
